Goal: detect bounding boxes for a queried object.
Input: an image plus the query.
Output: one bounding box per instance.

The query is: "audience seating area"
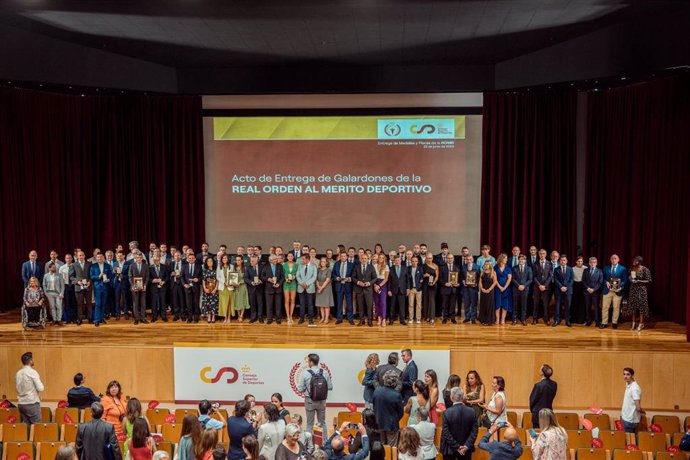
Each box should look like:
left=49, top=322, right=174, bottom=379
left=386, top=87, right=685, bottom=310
left=0, top=407, right=687, bottom=460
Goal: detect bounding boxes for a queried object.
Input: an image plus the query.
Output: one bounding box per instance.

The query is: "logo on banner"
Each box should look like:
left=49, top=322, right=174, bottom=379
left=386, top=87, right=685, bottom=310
left=377, top=118, right=455, bottom=139
left=289, top=362, right=333, bottom=398
left=200, top=366, right=239, bottom=384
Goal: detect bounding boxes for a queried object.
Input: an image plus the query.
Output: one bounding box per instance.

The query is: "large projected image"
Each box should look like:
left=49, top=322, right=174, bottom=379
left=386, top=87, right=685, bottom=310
left=205, top=115, right=482, bottom=250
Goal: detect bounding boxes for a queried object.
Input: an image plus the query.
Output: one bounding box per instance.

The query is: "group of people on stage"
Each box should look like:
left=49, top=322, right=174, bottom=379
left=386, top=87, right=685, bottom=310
left=20, top=240, right=651, bottom=330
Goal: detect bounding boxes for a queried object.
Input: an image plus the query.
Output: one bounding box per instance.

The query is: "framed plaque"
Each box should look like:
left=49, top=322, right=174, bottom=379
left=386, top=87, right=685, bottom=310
left=133, top=277, right=144, bottom=291
left=610, top=277, right=621, bottom=292
left=206, top=279, right=217, bottom=290
left=428, top=275, right=435, bottom=285
left=465, top=270, right=477, bottom=287
left=227, top=272, right=239, bottom=290
left=449, top=271, right=459, bottom=286
left=114, top=267, right=122, bottom=275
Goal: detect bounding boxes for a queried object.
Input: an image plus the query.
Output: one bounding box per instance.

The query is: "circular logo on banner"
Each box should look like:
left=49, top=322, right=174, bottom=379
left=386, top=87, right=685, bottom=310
left=383, top=123, right=401, bottom=137
left=289, top=362, right=333, bottom=398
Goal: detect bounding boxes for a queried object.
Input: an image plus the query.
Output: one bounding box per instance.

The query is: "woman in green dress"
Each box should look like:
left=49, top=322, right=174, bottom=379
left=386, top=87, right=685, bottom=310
left=123, top=398, right=150, bottom=458
left=234, top=255, right=250, bottom=321
left=217, top=254, right=233, bottom=323
left=282, top=252, right=298, bottom=324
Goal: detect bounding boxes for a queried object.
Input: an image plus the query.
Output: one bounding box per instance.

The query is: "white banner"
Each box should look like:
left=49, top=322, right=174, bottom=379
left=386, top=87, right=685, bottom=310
left=173, top=344, right=450, bottom=405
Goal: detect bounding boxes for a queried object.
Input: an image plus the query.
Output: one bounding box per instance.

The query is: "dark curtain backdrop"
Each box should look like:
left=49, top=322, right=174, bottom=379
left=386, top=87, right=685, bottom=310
left=0, top=88, right=205, bottom=309
left=583, top=75, right=690, bottom=329
left=481, top=91, right=578, bottom=258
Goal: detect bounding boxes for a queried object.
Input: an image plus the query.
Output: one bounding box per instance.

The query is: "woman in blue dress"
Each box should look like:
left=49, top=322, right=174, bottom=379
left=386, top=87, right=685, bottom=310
left=493, top=253, right=512, bottom=325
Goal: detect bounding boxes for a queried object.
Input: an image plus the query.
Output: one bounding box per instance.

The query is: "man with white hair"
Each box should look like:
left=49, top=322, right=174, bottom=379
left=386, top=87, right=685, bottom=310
left=440, top=387, right=478, bottom=460
left=372, top=369, right=404, bottom=445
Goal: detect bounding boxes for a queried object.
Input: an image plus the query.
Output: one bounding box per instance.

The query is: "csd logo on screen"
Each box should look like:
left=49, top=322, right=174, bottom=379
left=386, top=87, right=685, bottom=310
left=409, top=124, right=436, bottom=134
left=200, top=366, right=239, bottom=384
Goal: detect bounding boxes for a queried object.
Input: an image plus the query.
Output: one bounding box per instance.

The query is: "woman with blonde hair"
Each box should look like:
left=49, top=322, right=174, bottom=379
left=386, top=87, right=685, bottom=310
left=22, top=276, right=46, bottom=329
left=530, top=409, right=568, bottom=460
left=362, top=353, right=380, bottom=409
left=397, top=427, right=423, bottom=460
left=373, top=254, right=390, bottom=327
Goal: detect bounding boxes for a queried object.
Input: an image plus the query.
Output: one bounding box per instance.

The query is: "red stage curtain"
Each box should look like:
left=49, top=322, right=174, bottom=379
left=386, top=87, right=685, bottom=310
left=583, top=75, right=690, bottom=329
left=481, top=91, right=578, bottom=258
left=0, top=88, right=205, bottom=309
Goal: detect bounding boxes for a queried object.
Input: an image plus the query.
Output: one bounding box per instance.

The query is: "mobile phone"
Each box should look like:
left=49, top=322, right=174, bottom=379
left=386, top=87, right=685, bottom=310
left=528, top=429, right=537, bottom=438
left=348, top=423, right=358, bottom=430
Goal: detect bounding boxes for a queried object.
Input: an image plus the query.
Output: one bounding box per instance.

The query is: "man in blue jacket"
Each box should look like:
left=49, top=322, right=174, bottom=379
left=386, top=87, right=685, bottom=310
left=323, top=422, right=370, bottom=460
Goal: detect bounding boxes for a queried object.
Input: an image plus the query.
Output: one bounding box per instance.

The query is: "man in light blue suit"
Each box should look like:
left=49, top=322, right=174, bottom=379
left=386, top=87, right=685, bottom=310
left=332, top=252, right=354, bottom=325
left=297, top=254, right=318, bottom=325
left=600, top=254, right=627, bottom=329
left=89, top=253, right=113, bottom=327
left=553, top=255, right=574, bottom=327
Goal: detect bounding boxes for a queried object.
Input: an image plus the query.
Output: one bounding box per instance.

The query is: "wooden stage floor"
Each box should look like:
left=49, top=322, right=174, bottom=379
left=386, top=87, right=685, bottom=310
left=0, top=310, right=687, bottom=352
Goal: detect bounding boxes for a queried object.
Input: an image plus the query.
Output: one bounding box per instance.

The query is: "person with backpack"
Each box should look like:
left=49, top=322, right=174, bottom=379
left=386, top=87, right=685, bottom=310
left=198, top=400, right=225, bottom=430
left=297, top=353, right=333, bottom=439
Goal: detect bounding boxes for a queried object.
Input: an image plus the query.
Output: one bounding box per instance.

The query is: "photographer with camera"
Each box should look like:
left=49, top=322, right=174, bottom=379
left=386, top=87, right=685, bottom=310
left=199, top=400, right=225, bottom=430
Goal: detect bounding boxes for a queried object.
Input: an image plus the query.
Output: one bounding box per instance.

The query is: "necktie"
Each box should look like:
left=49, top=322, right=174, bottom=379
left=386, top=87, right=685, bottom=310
left=156, top=266, right=160, bottom=276
left=396, top=266, right=400, bottom=277
left=304, top=265, right=307, bottom=276
left=520, top=265, right=524, bottom=274
left=612, top=265, right=616, bottom=276
left=189, top=264, right=193, bottom=277
left=31, top=261, right=35, bottom=274
left=341, top=263, right=346, bottom=278
left=562, top=267, right=565, bottom=275
left=272, top=264, right=276, bottom=277
left=137, top=263, right=141, bottom=272
left=176, top=262, right=180, bottom=272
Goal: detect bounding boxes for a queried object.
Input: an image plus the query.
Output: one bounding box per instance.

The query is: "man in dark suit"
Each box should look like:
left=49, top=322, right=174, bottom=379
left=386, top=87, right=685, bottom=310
left=149, top=255, right=169, bottom=322
left=332, top=252, right=354, bottom=325
left=374, top=352, right=402, bottom=388
left=73, top=250, right=92, bottom=325
left=400, top=348, right=418, bottom=403
left=261, top=254, right=284, bottom=324
left=168, top=251, right=187, bottom=321
left=532, top=249, right=553, bottom=325
left=440, top=253, right=460, bottom=324
left=582, top=257, right=604, bottom=327
left=76, top=402, right=122, bottom=460
left=460, top=256, right=480, bottom=324
left=183, top=253, right=202, bottom=323
left=434, top=243, right=450, bottom=266
left=128, top=252, right=149, bottom=325
left=387, top=255, right=409, bottom=325
left=196, top=242, right=210, bottom=264
left=511, top=255, right=533, bottom=326
left=89, top=253, right=113, bottom=327
left=352, top=253, right=377, bottom=327
left=528, top=364, right=557, bottom=428
left=22, top=250, right=44, bottom=288
left=553, top=255, right=574, bottom=327
left=371, top=369, right=404, bottom=445
left=441, top=387, right=478, bottom=460
left=245, top=255, right=265, bottom=323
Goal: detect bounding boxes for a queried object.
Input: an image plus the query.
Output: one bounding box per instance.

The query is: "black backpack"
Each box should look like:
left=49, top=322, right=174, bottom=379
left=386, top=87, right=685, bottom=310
left=308, top=369, right=329, bottom=401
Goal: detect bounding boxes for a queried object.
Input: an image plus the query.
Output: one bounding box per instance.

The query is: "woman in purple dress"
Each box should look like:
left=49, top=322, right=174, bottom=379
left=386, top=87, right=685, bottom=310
left=373, top=254, right=390, bottom=327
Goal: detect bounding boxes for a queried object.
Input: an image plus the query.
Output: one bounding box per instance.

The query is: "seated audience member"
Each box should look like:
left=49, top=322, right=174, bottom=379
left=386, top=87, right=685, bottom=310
left=67, top=373, right=101, bottom=408
left=411, top=407, right=438, bottom=460
left=198, top=400, right=225, bottom=430
left=478, top=423, right=522, bottom=460
left=55, top=445, right=77, bottom=460
left=679, top=428, right=690, bottom=451
left=212, top=447, right=227, bottom=460
left=397, top=427, right=423, bottom=460
left=153, top=452, right=170, bottom=460
left=242, top=435, right=260, bottom=460
left=323, top=422, right=369, bottom=460
left=291, top=414, right=314, bottom=453
left=276, top=423, right=313, bottom=460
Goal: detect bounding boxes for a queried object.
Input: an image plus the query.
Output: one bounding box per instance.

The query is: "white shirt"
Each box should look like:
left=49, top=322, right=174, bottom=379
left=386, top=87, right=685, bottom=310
left=59, top=264, right=72, bottom=284
left=572, top=266, right=585, bottom=282
left=15, top=365, right=44, bottom=404
left=622, top=380, right=642, bottom=423
left=412, top=421, right=438, bottom=460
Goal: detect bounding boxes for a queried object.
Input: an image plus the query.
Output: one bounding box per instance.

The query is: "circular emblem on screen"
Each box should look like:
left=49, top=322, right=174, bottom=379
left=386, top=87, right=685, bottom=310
left=383, top=123, right=401, bottom=137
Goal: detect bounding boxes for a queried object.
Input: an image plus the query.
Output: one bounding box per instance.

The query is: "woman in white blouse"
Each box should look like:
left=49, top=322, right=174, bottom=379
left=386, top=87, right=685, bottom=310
left=258, top=404, right=286, bottom=460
